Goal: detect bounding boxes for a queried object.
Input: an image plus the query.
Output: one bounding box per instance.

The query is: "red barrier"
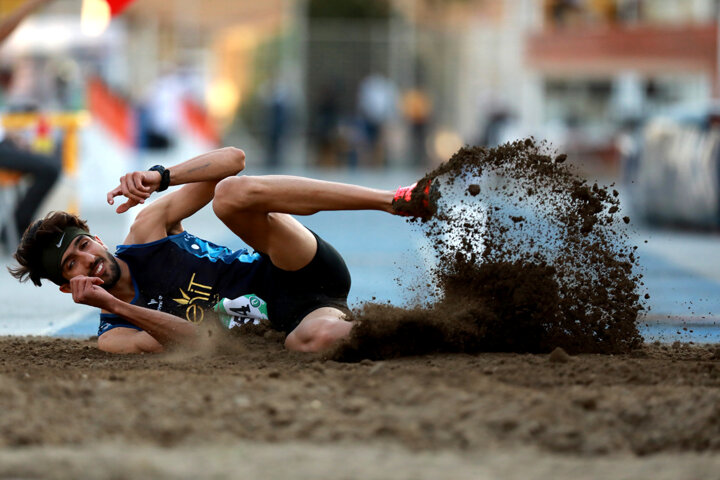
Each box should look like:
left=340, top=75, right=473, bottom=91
left=182, top=98, right=220, bottom=147
left=86, top=77, right=136, bottom=148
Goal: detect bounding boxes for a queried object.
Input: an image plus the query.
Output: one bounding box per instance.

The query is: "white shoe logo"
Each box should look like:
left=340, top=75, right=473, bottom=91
left=56, top=232, right=65, bottom=248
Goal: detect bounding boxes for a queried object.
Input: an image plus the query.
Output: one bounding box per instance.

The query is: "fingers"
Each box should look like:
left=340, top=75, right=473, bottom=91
left=70, top=276, right=107, bottom=307
left=70, top=276, right=95, bottom=304
left=107, top=186, right=122, bottom=205
left=108, top=172, right=155, bottom=208
left=120, top=174, right=148, bottom=205
left=133, top=171, right=155, bottom=194
left=116, top=198, right=140, bottom=214
left=135, top=171, right=156, bottom=194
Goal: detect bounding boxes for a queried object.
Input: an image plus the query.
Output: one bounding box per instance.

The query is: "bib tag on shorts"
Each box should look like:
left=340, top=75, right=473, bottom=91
left=213, top=294, right=269, bottom=329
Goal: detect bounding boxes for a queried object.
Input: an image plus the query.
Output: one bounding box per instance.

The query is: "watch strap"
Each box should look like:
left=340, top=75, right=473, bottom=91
left=148, top=165, right=171, bottom=192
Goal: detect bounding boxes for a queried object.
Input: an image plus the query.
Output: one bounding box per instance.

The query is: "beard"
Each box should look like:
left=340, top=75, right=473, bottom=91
left=93, top=253, right=121, bottom=290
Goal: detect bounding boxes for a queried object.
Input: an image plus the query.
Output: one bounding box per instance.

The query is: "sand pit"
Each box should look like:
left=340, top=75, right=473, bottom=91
left=2, top=336, right=720, bottom=479
left=2, top=140, right=719, bottom=478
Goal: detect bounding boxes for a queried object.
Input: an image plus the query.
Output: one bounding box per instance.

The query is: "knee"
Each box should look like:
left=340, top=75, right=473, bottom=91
left=285, top=319, right=352, bottom=353
left=212, top=176, right=264, bottom=218
left=309, top=322, right=339, bottom=351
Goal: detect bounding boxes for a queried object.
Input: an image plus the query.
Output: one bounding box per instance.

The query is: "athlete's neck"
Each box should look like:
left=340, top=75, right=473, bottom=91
left=108, top=256, right=136, bottom=303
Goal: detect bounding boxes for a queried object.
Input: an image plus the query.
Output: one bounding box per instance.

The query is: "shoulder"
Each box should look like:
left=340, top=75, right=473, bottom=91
left=123, top=205, right=184, bottom=245
left=117, top=230, right=189, bottom=253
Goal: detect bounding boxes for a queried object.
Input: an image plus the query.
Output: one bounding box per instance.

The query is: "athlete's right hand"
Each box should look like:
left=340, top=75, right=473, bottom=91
left=69, top=275, right=114, bottom=310
left=107, top=170, right=161, bottom=214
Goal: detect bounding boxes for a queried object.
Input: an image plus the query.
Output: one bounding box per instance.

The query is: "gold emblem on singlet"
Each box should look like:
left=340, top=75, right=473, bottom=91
left=173, top=273, right=216, bottom=323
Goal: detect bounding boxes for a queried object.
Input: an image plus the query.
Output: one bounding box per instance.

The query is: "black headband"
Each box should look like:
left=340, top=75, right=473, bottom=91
left=40, top=227, right=90, bottom=286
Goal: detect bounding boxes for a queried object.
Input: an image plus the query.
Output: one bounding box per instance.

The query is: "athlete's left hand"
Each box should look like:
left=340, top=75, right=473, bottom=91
left=107, top=170, right=162, bottom=214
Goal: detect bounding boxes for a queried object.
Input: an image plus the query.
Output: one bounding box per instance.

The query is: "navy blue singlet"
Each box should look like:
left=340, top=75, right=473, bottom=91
left=98, top=231, right=268, bottom=335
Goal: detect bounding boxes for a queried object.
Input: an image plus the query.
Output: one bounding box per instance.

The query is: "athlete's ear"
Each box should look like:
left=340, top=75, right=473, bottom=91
left=95, top=235, right=107, bottom=248
left=59, top=283, right=71, bottom=294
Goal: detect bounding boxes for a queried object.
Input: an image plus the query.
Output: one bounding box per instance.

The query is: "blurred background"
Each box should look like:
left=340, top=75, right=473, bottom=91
left=3, top=0, right=720, bottom=206
left=2, top=0, right=720, bottom=340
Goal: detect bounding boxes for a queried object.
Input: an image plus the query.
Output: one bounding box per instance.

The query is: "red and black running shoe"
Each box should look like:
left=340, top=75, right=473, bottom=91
left=392, top=177, right=438, bottom=219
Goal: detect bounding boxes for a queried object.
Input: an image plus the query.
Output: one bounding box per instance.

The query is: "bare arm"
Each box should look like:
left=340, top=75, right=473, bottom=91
left=105, top=297, right=199, bottom=348
left=107, top=147, right=246, bottom=244
left=0, top=0, right=54, bottom=45
left=165, top=146, right=247, bottom=186
left=98, top=328, right=164, bottom=354
left=70, top=276, right=199, bottom=352
left=107, top=147, right=246, bottom=213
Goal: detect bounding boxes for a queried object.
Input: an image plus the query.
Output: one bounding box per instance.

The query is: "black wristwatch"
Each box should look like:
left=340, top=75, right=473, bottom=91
left=148, top=165, right=171, bottom=192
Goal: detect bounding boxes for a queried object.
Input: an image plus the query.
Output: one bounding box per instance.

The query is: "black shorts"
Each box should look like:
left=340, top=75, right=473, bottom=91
left=259, top=231, right=351, bottom=333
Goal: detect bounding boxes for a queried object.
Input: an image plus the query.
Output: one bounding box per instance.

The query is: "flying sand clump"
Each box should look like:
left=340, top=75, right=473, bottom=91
left=332, top=139, right=643, bottom=361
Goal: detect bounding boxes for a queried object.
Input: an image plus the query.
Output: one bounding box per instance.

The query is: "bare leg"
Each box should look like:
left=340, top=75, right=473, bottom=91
left=284, top=307, right=353, bottom=352
left=212, top=175, right=375, bottom=350
left=212, top=175, right=396, bottom=270
left=215, top=175, right=395, bottom=215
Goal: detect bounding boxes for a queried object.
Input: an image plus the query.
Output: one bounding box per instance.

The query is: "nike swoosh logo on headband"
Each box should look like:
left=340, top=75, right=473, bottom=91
left=56, top=232, right=65, bottom=248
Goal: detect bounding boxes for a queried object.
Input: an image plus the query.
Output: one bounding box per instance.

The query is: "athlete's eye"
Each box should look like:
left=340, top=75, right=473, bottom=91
left=80, top=241, right=88, bottom=250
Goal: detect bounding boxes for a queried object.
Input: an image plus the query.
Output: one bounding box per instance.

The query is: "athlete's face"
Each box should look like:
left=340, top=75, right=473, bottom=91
left=59, top=235, right=121, bottom=289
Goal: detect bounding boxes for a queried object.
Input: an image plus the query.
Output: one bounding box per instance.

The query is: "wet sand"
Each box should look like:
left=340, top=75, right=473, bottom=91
left=2, top=335, right=720, bottom=479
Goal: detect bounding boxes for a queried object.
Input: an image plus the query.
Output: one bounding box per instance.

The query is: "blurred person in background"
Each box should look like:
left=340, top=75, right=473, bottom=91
left=0, top=0, right=61, bottom=247
left=312, top=83, right=339, bottom=165
left=357, top=73, right=397, bottom=167
left=138, top=65, right=194, bottom=151
left=262, top=76, right=291, bottom=169
left=401, top=86, right=432, bottom=167
left=478, top=108, right=516, bottom=148
left=548, top=0, right=583, bottom=26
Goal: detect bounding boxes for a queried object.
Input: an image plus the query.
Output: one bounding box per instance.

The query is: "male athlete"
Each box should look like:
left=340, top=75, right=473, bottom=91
left=9, top=147, right=435, bottom=354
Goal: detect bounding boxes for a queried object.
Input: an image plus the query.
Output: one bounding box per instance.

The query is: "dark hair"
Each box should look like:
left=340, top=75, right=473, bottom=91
left=8, top=211, right=90, bottom=286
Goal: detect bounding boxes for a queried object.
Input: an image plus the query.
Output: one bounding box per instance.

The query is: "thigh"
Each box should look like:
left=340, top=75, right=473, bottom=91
left=222, top=210, right=317, bottom=271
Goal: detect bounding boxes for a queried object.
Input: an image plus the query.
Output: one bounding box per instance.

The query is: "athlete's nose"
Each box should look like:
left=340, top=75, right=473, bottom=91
left=78, top=252, right=96, bottom=274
